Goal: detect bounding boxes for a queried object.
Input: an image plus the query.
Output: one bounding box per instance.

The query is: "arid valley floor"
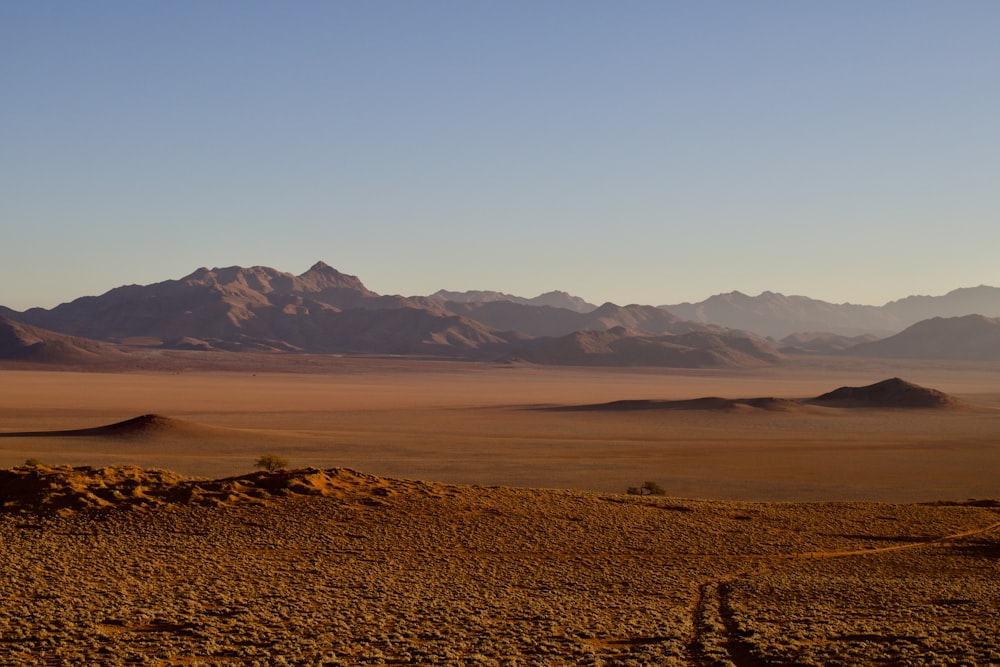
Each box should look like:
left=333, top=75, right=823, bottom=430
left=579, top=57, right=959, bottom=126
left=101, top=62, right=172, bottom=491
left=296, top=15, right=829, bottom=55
left=2, top=355, right=999, bottom=665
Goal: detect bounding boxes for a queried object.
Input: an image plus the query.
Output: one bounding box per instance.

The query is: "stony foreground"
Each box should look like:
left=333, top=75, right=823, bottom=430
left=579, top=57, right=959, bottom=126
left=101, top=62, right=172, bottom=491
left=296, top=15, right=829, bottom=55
left=1, top=466, right=999, bottom=666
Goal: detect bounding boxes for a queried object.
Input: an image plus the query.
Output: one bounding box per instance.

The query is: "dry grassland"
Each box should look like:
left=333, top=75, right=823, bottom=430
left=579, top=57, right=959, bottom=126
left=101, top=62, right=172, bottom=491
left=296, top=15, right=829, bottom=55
left=0, top=466, right=998, bottom=666
left=2, top=357, right=1000, bottom=501
left=1, top=357, right=999, bottom=665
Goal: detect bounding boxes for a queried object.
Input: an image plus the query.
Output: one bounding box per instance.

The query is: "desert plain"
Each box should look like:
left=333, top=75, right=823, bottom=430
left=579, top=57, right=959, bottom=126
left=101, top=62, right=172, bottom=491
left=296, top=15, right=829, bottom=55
left=1, top=354, right=999, bottom=665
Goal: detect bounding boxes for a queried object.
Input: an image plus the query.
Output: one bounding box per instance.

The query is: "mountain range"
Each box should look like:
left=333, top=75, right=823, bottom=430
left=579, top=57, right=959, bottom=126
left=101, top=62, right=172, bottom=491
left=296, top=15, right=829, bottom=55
left=2, top=262, right=999, bottom=366
left=660, top=286, right=1000, bottom=338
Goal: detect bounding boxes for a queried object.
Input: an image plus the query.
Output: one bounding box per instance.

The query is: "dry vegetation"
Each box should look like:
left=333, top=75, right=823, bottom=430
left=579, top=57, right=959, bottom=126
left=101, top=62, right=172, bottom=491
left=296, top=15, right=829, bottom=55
left=1, top=464, right=998, bottom=665
left=1, top=358, right=999, bottom=664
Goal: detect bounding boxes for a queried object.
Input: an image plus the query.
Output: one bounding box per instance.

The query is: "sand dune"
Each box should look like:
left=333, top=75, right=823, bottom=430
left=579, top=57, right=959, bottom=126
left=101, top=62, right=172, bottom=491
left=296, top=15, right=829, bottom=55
left=0, top=413, right=226, bottom=438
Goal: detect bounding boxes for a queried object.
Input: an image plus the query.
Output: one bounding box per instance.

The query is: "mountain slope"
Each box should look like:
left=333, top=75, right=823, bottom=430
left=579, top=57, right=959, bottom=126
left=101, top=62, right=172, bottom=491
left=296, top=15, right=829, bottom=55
left=660, top=291, right=901, bottom=338
left=846, top=315, right=1000, bottom=361
left=429, top=289, right=597, bottom=313
left=443, top=300, right=718, bottom=338
left=0, top=315, right=128, bottom=364
left=509, top=327, right=782, bottom=368
left=883, top=286, right=1000, bottom=322
left=12, top=262, right=464, bottom=353
left=660, top=286, right=1000, bottom=338
left=780, top=332, right=880, bottom=354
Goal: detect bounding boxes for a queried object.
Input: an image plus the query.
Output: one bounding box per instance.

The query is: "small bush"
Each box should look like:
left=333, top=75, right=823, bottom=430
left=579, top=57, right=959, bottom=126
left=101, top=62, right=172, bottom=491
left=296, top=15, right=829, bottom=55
left=627, top=480, right=666, bottom=496
left=254, top=454, right=289, bottom=472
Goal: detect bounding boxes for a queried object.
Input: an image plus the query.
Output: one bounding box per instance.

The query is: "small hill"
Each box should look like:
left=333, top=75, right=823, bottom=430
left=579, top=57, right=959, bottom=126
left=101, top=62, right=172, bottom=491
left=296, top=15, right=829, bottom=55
left=846, top=315, right=1000, bottom=360
left=810, top=378, right=960, bottom=409
left=547, top=396, right=803, bottom=412
left=68, top=413, right=191, bottom=437
left=0, top=414, right=233, bottom=439
left=0, top=315, right=127, bottom=365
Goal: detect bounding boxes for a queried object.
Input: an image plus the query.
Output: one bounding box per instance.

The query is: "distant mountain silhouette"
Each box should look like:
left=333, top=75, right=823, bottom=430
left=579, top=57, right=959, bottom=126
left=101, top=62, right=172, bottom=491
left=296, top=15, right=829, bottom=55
left=661, top=291, right=902, bottom=338
left=11, top=262, right=505, bottom=355
left=883, top=286, right=1000, bottom=322
left=444, top=301, right=718, bottom=338
left=846, top=315, right=1000, bottom=361
left=810, top=378, right=960, bottom=408
left=660, top=286, right=1000, bottom=338
left=429, top=289, right=597, bottom=313
left=508, top=327, right=782, bottom=368
left=6, top=262, right=767, bottom=365
left=9, top=262, right=995, bottom=366
left=780, top=332, right=880, bottom=354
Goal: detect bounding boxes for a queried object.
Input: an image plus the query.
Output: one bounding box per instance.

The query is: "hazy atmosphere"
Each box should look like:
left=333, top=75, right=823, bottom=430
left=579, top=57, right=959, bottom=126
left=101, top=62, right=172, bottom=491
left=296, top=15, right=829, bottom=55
left=5, top=7, right=1000, bottom=661
left=3, top=1, right=998, bottom=310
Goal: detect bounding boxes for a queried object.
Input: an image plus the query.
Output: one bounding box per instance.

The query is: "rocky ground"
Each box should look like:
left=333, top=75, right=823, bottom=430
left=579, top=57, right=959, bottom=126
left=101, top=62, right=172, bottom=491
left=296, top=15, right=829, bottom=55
left=1, top=465, right=998, bottom=666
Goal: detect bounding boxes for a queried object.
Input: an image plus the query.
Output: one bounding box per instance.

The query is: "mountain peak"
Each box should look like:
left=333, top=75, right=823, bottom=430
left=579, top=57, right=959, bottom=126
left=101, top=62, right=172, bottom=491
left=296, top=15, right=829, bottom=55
left=298, top=262, right=374, bottom=295
left=305, top=260, right=334, bottom=273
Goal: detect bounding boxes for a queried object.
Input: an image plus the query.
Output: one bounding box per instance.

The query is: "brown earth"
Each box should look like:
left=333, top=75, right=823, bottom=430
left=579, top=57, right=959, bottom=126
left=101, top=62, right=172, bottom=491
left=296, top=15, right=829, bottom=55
left=2, top=356, right=999, bottom=501
left=2, top=357, right=1000, bottom=664
left=0, top=464, right=998, bottom=665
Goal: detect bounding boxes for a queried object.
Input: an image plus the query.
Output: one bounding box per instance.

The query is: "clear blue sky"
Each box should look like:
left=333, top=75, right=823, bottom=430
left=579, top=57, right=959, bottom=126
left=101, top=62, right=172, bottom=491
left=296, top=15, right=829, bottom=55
left=3, top=1, right=998, bottom=310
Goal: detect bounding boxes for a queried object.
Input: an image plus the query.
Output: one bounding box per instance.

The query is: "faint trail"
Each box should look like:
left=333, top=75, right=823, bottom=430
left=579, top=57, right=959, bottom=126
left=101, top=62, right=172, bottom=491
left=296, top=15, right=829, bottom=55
left=685, top=517, right=1000, bottom=666
left=786, top=519, right=1000, bottom=560
left=685, top=582, right=712, bottom=666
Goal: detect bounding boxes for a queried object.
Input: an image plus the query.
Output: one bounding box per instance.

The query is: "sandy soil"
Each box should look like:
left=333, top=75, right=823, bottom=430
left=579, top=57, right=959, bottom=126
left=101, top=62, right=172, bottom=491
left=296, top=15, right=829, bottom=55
left=2, top=357, right=999, bottom=664
left=1, top=465, right=998, bottom=666
left=2, top=357, right=1000, bottom=501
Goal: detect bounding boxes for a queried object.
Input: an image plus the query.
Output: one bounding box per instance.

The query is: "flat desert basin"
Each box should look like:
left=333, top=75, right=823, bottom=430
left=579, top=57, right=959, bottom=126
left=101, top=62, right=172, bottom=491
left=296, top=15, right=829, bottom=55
left=1, top=357, right=999, bottom=665
left=2, top=356, right=1000, bottom=502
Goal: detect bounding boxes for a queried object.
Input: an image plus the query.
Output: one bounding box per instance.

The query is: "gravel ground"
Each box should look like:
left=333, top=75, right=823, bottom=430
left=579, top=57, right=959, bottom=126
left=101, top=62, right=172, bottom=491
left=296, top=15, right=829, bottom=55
left=1, top=466, right=998, bottom=666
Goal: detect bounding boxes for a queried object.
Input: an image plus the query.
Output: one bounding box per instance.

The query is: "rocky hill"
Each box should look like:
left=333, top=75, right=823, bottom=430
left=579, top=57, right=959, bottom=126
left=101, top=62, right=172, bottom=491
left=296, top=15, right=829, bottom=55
left=810, top=377, right=960, bottom=408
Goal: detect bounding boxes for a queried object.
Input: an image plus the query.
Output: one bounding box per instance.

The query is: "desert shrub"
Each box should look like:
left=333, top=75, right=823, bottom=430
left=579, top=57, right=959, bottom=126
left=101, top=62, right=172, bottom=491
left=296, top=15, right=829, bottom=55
left=627, top=480, right=666, bottom=496
left=254, top=454, right=289, bottom=472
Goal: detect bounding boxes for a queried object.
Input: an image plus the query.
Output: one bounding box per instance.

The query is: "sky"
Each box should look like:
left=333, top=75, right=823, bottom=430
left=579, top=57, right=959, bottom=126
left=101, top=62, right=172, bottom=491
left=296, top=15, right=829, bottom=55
left=2, top=1, right=999, bottom=311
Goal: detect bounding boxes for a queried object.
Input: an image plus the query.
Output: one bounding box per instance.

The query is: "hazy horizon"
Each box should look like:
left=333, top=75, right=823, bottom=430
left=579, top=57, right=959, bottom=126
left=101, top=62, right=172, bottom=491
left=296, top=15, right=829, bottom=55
left=3, top=2, right=998, bottom=311
left=3, top=258, right=997, bottom=314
